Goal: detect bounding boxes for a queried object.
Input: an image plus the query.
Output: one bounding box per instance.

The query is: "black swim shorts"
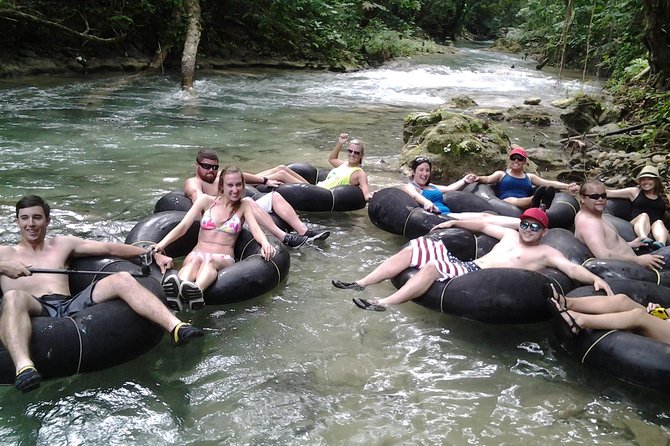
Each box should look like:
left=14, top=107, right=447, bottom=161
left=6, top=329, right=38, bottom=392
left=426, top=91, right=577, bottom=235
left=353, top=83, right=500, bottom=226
left=36, top=281, right=98, bottom=318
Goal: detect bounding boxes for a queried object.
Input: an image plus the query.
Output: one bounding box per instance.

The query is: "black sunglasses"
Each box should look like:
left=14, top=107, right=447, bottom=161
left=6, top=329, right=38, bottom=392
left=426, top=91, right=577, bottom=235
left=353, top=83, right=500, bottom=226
left=582, top=192, right=607, bottom=200
left=519, top=220, right=543, bottom=232
left=347, top=149, right=362, bottom=155
left=510, top=155, right=526, bottom=161
left=198, top=161, right=219, bottom=171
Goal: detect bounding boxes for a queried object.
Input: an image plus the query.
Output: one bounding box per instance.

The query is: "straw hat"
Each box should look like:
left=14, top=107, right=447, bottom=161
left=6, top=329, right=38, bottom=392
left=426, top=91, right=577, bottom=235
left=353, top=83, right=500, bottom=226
left=636, top=165, right=661, bottom=182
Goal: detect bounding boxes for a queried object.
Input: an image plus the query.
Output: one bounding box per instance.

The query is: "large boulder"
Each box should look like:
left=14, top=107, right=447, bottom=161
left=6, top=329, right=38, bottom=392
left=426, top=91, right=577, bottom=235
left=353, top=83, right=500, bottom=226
left=401, top=110, right=510, bottom=181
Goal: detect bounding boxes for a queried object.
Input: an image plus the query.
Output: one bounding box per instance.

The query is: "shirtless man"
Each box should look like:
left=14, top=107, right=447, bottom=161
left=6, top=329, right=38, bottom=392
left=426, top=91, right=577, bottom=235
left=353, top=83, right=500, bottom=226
left=574, top=180, right=664, bottom=270
left=184, top=149, right=329, bottom=247
left=332, top=207, right=612, bottom=311
left=0, top=196, right=203, bottom=392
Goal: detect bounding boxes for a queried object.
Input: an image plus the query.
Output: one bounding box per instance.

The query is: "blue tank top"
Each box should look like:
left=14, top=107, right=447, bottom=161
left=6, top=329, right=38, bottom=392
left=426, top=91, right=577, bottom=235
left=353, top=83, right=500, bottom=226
left=417, top=184, right=450, bottom=214
left=497, top=172, right=533, bottom=200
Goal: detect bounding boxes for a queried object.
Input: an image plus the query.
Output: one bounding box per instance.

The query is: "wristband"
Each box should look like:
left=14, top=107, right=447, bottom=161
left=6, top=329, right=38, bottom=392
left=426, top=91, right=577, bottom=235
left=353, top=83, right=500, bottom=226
left=263, top=176, right=268, bottom=184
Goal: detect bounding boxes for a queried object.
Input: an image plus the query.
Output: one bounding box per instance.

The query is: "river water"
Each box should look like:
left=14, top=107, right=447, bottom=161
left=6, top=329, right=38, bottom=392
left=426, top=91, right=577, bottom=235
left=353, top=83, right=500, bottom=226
left=0, top=45, right=668, bottom=445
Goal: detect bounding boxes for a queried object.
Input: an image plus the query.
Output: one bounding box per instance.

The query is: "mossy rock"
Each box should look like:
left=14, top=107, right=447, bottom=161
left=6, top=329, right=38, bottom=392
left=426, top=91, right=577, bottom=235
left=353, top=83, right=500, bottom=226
left=401, top=111, right=510, bottom=181
left=505, top=107, right=552, bottom=126
left=600, top=134, right=647, bottom=153
left=446, top=95, right=477, bottom=109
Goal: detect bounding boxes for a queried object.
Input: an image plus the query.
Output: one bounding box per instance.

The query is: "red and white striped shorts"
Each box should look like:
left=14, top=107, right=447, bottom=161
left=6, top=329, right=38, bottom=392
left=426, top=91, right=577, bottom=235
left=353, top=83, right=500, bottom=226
left=409, top=236, right=480, bottom=281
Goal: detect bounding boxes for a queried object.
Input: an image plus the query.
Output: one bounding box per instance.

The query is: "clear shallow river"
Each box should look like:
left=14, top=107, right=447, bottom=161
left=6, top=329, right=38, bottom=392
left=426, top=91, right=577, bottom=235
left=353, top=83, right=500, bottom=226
left=0, top=44, right=668, bottom=445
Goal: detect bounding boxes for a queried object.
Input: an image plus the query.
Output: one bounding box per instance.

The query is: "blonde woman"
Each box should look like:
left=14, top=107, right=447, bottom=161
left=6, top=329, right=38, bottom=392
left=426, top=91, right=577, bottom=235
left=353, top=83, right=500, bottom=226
left=155, top=166, right=276, bottom=309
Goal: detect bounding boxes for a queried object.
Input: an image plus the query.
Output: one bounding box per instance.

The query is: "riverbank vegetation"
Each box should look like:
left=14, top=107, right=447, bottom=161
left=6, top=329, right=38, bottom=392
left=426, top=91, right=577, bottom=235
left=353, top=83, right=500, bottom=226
left=1, top=1, right=667, bottom=84
left=1, top=0, right=667, bottom=150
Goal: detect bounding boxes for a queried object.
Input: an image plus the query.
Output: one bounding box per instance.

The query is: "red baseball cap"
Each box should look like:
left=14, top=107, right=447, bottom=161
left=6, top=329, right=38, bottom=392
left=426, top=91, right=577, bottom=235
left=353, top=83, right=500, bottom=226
left=520, top=207, right=549, bottom=228
left=509, top=147, right=527, bottom=159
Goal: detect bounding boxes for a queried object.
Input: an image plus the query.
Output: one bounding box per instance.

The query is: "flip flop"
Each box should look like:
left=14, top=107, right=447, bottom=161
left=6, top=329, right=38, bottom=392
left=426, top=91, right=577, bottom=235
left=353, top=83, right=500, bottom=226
left=546, top=297, right=581, bottom=338
left=544, top=282, right=566, bottom=309
left=162, top=274, right=182, bottom=311
left=332, top=280, right=365, bottom=291
left=15, top=365, right=42, bottom=393
left=179, top=281, right=205, bottom=310
left=352, top=298, right=387, bottom=312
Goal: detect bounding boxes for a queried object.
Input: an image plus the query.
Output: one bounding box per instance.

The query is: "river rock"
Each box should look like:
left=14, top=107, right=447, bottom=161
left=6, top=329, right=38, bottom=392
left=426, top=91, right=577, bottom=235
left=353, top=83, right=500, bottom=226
left=588, top=123, right=620, bottom=135
left=598, top=104, right=623, bottom=125
left=446, top=95, right=477, bottom=109
left=524, top=97, right=541, bottom=105
left=560, top=97, right=601, bottom=134
left=551, top=98, right=575, bottom=109
left=505, top=106, right=551, bottom=126
left=473, top=108, right=505, bottom=120
left=401, top=110, right=510, bottom=181
left=524, top=147, right=569, bottom=172
left=402, top=111, right=444, bottom=143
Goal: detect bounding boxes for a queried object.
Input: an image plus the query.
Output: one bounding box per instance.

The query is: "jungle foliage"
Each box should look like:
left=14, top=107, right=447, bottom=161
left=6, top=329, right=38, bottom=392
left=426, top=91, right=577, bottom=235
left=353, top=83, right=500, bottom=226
left=0, top=0, right=668, bottom=91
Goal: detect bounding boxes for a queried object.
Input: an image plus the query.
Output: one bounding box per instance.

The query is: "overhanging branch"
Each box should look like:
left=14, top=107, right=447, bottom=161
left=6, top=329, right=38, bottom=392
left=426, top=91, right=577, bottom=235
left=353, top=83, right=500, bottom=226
left=0, top=9, right=125, bottom=44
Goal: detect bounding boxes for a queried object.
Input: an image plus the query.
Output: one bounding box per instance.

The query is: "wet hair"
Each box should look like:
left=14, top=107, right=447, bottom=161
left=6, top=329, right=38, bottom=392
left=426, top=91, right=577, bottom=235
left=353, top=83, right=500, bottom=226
left=410, top=156, right=432, bottom=185
left=410, top=156, right=431, bottom=171
left=16, top=195, right=50, bottom=219
left=196, top=148, right=219, bottom=163
left=579, top=179, right=605, bottom=196
left=218, top=166, right=245, bottom=210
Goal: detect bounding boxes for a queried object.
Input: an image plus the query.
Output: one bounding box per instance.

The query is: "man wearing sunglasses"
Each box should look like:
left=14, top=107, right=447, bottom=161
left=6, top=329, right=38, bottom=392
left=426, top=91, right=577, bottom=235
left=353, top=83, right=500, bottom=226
left=184, top=149, right=329, bottom=248
left=333, top=207, right=612, bottom=311
left=574, top=180, right=665, bottom=269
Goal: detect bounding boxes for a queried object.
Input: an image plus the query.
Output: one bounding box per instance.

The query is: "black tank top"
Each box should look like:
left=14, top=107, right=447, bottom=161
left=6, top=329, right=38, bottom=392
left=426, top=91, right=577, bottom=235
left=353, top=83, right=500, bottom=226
left=631, top=192, right=666, bottom=223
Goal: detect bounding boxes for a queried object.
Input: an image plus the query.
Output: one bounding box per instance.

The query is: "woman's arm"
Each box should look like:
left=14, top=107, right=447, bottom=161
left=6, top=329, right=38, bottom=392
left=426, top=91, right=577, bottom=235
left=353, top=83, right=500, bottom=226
left=473, top=171, right=504, bottom=185
left=434, top=174, right=477, bottom=193
left=155, top=196, right=210, bottom=252
left=605, top=186, right=639, bottom=201
left=528, top=174, right=579, bottom=194
left=240, top=201, right=275, bottom=260
left=352, top=170, right=373, bottom=201
left=327, top=133, right=349, bottom=168
left=404, top=183, right=439, bottom=213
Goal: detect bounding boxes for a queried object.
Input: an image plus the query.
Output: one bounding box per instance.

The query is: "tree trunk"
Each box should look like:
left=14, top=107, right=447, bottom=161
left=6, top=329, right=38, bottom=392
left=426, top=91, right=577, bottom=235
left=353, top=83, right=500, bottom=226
left=642, top=0, right=670, bottom=89
left=181, top=0, right=202, bottom=92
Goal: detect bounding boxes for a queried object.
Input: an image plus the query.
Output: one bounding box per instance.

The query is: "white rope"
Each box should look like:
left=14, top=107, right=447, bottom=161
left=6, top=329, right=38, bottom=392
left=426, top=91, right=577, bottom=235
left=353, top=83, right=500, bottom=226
left=66, top=316, right=83, bottom=374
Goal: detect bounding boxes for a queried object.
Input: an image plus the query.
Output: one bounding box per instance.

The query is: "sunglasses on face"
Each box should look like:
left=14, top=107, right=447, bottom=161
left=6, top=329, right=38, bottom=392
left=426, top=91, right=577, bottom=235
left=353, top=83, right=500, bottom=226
left=519, top=220, right=543, bottom=232
left=582, top=192, right=607, bottom=200
left=198, top=161, right=219, bottom=171
left=347, top=149, right=362, bottom=155
left=509, top=155, right=526, bottom=162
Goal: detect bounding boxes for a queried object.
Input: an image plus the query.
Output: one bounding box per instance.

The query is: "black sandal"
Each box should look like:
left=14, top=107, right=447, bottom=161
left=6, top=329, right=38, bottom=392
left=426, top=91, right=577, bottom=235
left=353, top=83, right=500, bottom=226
left=352, top=298, right=386, bottom=312
left=546, top=297, right=581, bottom=338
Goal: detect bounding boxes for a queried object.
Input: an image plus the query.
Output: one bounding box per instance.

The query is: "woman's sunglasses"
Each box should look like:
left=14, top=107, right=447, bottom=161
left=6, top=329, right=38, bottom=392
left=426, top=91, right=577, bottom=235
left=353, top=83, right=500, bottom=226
left=509, top=155, right=526, bottom=162
left=347, top=149, right=362, bottom=155
left=519, top=220, right=543, bottom=232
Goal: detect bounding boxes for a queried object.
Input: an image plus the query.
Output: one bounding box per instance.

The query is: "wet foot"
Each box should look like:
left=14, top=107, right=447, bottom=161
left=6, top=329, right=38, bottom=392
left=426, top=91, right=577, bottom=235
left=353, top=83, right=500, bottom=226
left=332, top=280, right=365, bottom=291
left=352, top=298, right=387, bottom=312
